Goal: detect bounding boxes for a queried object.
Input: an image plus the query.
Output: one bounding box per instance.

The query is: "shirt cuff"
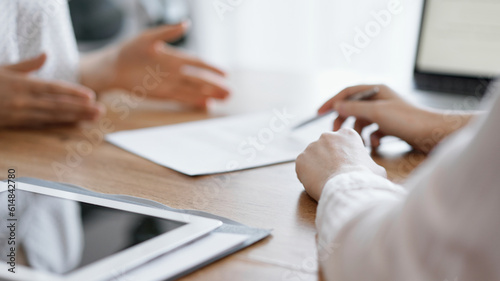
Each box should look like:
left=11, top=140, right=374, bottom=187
left=315, top=171, right=406, bottom=249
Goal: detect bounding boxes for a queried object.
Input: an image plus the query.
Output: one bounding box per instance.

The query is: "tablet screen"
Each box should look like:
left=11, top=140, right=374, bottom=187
left=0, top=190, right=186, bottom=275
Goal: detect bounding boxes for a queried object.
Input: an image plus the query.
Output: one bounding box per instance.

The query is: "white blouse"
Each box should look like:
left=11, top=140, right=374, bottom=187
left=316, top=84, right=500, bottom=281
left=0, top=0, right=79, bottom=83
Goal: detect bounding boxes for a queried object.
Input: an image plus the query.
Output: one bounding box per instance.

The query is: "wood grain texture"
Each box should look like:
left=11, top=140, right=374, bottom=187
left=0, top=101, right=425, bottom=281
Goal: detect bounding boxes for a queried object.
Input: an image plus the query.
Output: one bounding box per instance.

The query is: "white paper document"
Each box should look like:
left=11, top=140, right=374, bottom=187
left=106, top=110, right=334, bottom=176
left=116, top=233, right=249, bottom=281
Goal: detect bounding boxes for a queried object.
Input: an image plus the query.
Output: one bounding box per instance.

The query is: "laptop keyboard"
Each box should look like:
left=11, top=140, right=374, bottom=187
left=414, top=73, right=492, bottom=96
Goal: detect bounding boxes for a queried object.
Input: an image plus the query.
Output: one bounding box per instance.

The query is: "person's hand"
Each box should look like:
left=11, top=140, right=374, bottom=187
left=318, top=84, right=472, bottom=153
left=81, top=22, right=229, bottom=109
left=296, top=129, right=386, bottom=201
left=0, top=54, right=104, bottom=128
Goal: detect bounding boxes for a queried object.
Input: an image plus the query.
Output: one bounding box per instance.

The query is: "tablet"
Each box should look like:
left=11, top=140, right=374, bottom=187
left=0, top=181, right=222, bottom=281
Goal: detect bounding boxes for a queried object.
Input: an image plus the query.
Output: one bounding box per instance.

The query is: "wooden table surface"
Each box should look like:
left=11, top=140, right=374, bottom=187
left=0, top=99, right=426, bottom=281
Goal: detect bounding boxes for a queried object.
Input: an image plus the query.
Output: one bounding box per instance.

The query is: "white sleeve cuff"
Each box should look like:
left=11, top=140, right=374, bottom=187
left=315, top=171, right=406, bottom=249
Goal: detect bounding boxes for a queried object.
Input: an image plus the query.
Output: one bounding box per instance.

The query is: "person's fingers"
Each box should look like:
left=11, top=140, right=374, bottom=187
left=318, top=84, right=379, bottom=114
left=172, top=92, right=208, bottom=109
left=145, top=22, right=188, bottom=43
left=26, top=96, right=104, bottom=121
left=8, top=111, right=56, bottom=127
left=353, top=118, right=372, bottom=136
left=333, top=116, right=346, bottom=131
left=28, top=78, right=95, bottom=101
left=154, top=86, right=209, bottom=109
left=3, top=53, right=47, bottom=73
left=182, top=58, right=226, bottom=76
left=175, top=94, right=208, bottom=109
left=370, top=130, right=386, bottom=150
left=37, top=102, right=104, bottom=123
left=180, top=74, right=230, bottom=100
left=337, top=127, right=365, bottom=145
left=8, top=109, right=83, bottom=127
left=335, top=100, right=380, bottom=121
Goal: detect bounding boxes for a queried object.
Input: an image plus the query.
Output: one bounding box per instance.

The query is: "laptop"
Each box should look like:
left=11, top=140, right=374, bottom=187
left=414, top=0, right=500, bottom=97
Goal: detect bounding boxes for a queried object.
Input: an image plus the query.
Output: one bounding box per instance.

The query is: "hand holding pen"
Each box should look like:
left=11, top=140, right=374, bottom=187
left=300, top=84, right=458, bottom=153
left=293, top=87, right=379, bottom=130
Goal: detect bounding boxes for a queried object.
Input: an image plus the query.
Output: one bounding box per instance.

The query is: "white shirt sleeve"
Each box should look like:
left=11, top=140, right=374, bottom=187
left=316, top=87, right=500, bottom=281
left=0, top=0, right=79, bottom=83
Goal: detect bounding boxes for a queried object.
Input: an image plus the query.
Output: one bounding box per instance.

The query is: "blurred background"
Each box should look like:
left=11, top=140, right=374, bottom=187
left=68, top=0, right=498, bottom=115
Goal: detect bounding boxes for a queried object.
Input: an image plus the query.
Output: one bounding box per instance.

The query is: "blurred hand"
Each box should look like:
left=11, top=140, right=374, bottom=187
left=296, top=129, right=386, bottom=201
left=0, top=54, right=104, bottom=128
left=318, top=84, right=471, bottom=153
left=81, top=22, right=229, bottom=109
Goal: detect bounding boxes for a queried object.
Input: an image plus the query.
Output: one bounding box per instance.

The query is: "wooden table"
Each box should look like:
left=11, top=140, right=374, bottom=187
left=0, top=97, right=426, bottom=281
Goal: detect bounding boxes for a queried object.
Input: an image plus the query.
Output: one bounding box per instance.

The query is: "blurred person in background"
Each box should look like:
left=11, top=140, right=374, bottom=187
left=0, top=0, right=229, bottom=128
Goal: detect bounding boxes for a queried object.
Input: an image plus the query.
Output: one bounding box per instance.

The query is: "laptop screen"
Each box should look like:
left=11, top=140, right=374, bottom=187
left=416, top=0, right=500, bottom=78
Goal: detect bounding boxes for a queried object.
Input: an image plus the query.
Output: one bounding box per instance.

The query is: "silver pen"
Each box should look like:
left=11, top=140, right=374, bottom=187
left=291, top=87, right=380, bottom=130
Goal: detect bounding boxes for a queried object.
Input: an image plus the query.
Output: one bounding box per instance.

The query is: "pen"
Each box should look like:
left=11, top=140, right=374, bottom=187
left=291, top=87, right=380, bottom=130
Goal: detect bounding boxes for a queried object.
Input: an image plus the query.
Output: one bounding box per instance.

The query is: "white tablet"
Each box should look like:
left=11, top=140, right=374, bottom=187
left=0, top=181, right=222, bottom=281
